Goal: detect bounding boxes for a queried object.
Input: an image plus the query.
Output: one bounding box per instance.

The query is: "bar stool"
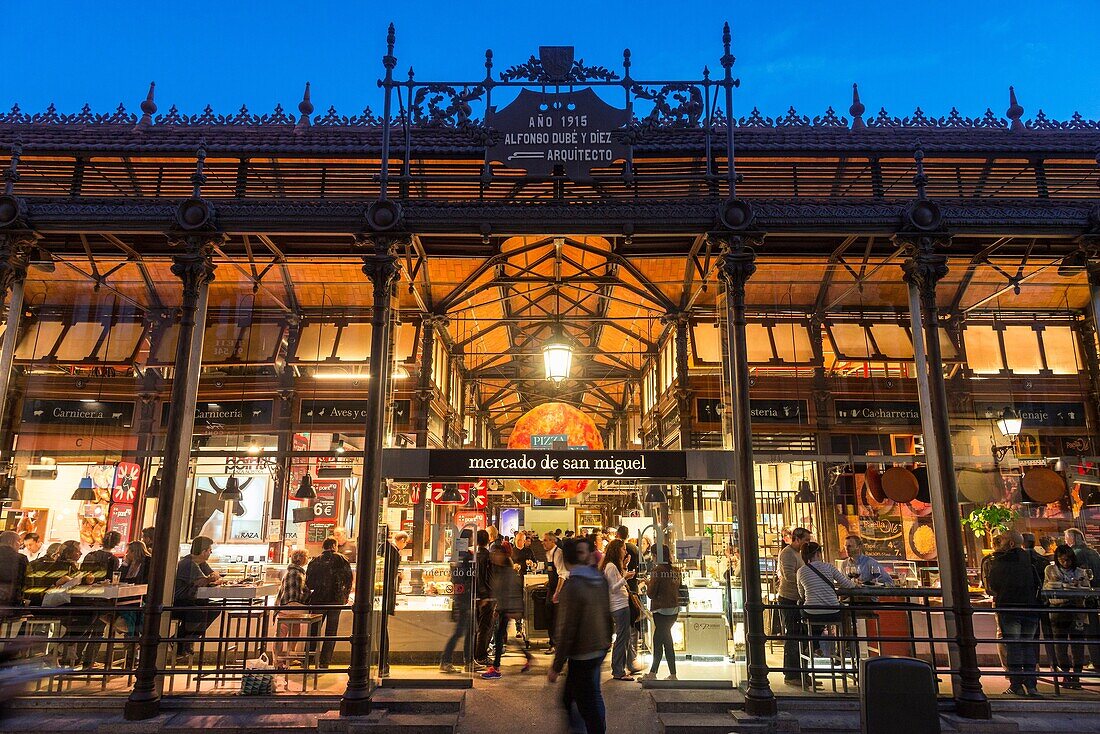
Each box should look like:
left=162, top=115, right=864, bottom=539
left=273, top=612, right=324, bottom=691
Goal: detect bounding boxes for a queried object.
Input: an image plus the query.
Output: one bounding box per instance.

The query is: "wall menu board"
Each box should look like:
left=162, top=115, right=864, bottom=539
left=306, top=524, right=332, bottom=543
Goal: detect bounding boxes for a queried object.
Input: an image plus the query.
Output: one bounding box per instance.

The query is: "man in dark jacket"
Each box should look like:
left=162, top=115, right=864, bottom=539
left=473, top=529, right=494, bottom=666
left=306, top=538, right=353, bottom=668
left=548, top=537, right=612, bottom=734
left=985, top=531, right=1041, bottom=696
left=0, top=531, right=27, bottom=616
left=378, top=530, right=408, bottom=676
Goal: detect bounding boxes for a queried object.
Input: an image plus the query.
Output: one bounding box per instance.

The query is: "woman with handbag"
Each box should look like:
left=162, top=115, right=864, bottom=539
left=795, top=542, right=857, bottom=672
left=601, top=539, right=636, bottom=681
left=639, top=545, right=681, bottom=681
left=1044, top=544, right=1090, bottom=688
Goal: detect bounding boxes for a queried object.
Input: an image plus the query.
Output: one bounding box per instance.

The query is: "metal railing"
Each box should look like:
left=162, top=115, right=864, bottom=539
left=762, top=586, right=1100, bottom=697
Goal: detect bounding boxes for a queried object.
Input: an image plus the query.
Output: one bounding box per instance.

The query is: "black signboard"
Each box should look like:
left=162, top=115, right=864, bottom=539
left=750, top=399, right=808, bottom=425
left=834, top=400, right=922, bottom=426
left=486, top=88, right=629, bottom=178
left=696, top=399, right=722, bottom=424
left=427, top=449, right=687, bottom=481
left=298, top=399, right=371, bottom=426
left=391, top=399, right=411, bottom=424
left=978, top=402, right=1088, bottom=428
left=163, top=399, right=274, bottom=429
left=22, top=398, right=134, bottom=428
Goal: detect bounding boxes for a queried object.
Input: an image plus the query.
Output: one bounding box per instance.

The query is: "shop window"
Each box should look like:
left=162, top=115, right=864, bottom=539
left=1041, top=325, right=1081, bottom=374
left=152, top=321, right=285, bottom=365
left=14, top=321, right=67, bottom=361
left=869, top=323, right=914, bottom=360
left=829, top=323, right=873, bottom=359
left=962, top=324, right=1004, bottom=374
left=691, top=321, right=721, bottom=364
left=772, top=322, right=813, bottom=363
left=1003, top=326, right=1044, bottom=374
left=96, top=322, right=145, bottom=362
left=745, top=323, right=773, bottom=362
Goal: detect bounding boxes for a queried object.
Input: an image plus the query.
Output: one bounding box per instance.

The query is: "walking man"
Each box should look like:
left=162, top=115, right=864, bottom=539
left=548, top=537, right=612, bottom=734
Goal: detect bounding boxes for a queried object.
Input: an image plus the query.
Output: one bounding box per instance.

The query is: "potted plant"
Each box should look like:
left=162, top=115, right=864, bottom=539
left=961, top=501, right=1020, bottom=547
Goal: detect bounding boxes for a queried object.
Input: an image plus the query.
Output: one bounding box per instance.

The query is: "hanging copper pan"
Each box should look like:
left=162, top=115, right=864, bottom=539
left=864, top=464, right=885, bottom=502
left=881, top=467, right=919, bottom=503
left=1022, top=467, right=1066, bottom=505
left=956, top=467, right=1002, bottom=504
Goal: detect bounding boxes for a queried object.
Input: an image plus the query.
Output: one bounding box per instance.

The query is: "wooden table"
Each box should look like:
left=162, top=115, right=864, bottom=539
left=69, top=583, right=148, bottom=600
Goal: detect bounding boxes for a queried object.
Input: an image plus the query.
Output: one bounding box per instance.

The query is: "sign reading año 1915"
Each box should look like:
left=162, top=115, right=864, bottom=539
left=487, top=88, right=628, bottom=178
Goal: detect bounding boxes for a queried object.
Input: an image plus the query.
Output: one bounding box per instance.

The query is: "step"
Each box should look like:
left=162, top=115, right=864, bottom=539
left=659, top=712, right=739, bottom=734
left=650, top=688, right=745, bottom=714
left=346, top=713, right=459, bottom=734
left=369, top=687, right=465, bottom=715
left=379, top=677, right=472, bottom=689
left=641, top=678, right=735, bottom=690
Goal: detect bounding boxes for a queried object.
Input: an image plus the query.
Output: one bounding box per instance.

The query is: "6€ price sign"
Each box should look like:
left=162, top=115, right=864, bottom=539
left=312, top=499, right=336, bottom=522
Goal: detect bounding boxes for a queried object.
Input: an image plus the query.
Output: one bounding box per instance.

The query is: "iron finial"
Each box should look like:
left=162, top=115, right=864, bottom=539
left=703, top=65, right=710, bottom=80
left=485, top=49, right=493, bottom=74
left=297, top=82, right=313, bottom=128
left=135, top=82, right=157, bottom=129
left=1007, top=86, right=1024, bottom=132
left=383, top=23, right=397, bottom=71
left=191, top=138, right=207, bottom=197
left=912, top=140, right=927, bottom=199
left=408, top=66, right=415, bottom=82
left=721, top=22, right=735, bottom=72
left=849, top=83, right=865, bottom=129
left=3, top=139, right=21, bottom=196
left=623, top=48, right=631, bottom=74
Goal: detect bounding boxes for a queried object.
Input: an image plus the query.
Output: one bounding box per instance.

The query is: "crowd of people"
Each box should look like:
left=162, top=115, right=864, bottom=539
left=984, top=528, right=1100, bottom=695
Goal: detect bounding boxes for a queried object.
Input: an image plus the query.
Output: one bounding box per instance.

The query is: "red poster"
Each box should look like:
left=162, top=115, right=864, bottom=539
left=112, top=462, right=141, bottom=504
left=107, top=504, right=134, bottom=547
left=309, top=479, right=340, bottom=524
left=430, top=482, right=471, bottom=505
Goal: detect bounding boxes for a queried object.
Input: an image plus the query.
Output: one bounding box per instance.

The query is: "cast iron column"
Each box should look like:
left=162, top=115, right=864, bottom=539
left=717, top=234, right=776, bottom=717
left=411, top=314, right=442, bottom=562
left=903, top=233, right=991, bottom=719
left=341, top=237, right=401, bottom=716
left=0, top=232, right=34, bottom=434
left=125, top=233, right=218, bottom=720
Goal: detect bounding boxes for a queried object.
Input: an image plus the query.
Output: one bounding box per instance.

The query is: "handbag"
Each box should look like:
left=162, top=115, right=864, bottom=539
left=628, top=592, right=642, bottom=625
left=240, top=651, right=276, bottom=696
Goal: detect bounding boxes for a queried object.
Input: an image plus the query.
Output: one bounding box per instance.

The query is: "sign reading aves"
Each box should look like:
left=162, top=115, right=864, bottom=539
left=487, top=88, right=629, bottom=178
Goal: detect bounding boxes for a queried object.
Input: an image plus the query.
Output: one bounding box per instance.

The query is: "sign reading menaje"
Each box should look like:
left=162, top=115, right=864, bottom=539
left=487, top=88, right=628, bottom=178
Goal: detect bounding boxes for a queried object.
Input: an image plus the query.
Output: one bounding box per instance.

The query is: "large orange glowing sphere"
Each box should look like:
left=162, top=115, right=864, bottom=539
left=507, top=402, right=604, bottom=499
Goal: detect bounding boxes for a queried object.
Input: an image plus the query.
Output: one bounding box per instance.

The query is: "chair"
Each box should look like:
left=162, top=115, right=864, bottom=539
left=272, top=612, right=324, bottom=691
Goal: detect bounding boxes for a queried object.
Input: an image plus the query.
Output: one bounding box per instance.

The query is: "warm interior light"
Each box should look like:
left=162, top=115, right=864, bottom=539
left=391, top=366, right=409, bottom=380
left=333, top=438, right=346, bottom=455
left=314, top=371, right=370, bottom=380
left=542, top=327, right=574, bottom=384
left=996, top=407, right=1023, bottom=438
left=247, top=438, right=262, bottom=455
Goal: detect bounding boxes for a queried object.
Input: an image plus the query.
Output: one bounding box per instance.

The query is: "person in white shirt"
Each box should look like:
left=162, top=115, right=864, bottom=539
left=600, top=539, right=636, bottom=680
left=19, top=532, right=43, bottom=562
left=796, top=541, right=857, bottom=662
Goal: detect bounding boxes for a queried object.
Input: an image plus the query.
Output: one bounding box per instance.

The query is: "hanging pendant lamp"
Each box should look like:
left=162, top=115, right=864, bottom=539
left=295, top=471, right=316, bottom=500
left=542, top=324, right=574, bottom=385
left=72, top=469, right=97, bottom=501
left=794, top=479, right=817, bottom=504
left=219, top=475, right=243, bottom=502
left=644, top=486, right=667, bottom=504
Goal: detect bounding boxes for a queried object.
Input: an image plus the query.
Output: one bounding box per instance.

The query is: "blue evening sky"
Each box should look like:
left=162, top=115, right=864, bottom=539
left=7, top=0, right=1098, bottom=121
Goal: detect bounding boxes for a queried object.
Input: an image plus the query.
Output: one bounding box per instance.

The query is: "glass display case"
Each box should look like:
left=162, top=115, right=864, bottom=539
left=686, top=585, right=725, bottom=614
left=396, top=562, right=455, bottom=611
